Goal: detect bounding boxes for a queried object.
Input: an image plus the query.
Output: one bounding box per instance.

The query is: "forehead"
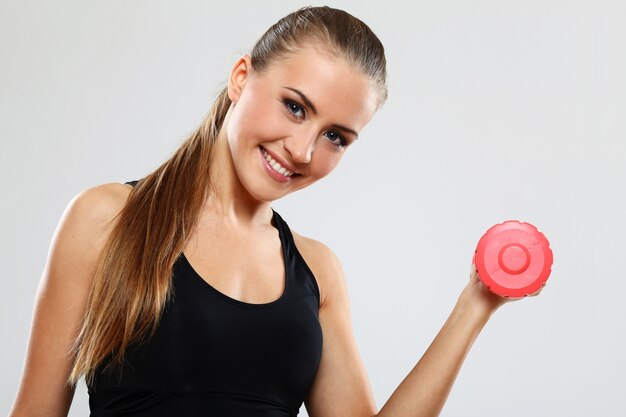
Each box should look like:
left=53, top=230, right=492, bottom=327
left=252, top=46, right=378, bottom=129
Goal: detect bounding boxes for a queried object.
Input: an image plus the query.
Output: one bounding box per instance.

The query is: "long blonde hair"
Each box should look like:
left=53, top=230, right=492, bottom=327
left=68, top=5, right=388, bottom=387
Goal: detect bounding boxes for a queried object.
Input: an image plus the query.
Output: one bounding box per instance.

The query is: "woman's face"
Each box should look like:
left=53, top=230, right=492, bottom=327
left=225, top=44, right=378, bottom=202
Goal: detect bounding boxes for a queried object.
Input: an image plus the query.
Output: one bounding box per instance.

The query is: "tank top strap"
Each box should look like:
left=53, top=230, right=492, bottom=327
left=271, top=208, right=293, bottom=249
left=125, top=179, right=139, bottom=187
left=271, top=208, right=321, bottom=308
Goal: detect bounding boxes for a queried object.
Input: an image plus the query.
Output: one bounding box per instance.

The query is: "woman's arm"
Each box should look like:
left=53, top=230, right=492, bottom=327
left=375, top=264, right=508, bottom=417
left=301, top=234, right=519, bottom=417
left=9, top=183, right=130, bottom=417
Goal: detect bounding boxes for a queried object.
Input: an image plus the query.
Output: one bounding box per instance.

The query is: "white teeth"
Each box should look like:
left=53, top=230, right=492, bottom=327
left=261, top=147, right=294, bottom=177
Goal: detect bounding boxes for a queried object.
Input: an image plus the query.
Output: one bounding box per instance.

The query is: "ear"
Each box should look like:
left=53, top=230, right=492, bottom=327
left=227, top=54, right=252, bottom=103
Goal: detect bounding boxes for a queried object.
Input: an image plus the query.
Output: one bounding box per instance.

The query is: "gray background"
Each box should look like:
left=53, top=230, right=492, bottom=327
left=2, top=0, right=625, bottom=416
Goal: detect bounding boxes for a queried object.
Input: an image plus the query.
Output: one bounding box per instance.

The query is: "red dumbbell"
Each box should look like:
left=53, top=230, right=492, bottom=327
left=473, top=220, right=553, bottom=298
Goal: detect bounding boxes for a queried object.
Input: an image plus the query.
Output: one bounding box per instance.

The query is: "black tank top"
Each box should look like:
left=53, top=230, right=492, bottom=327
left=87, top=180, right=323, bottom=417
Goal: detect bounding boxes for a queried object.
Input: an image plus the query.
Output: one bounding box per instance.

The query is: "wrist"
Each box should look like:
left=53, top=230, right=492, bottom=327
left=458, top=280, right=505, bottom=321
left=443, top=288, right=494, bottom=341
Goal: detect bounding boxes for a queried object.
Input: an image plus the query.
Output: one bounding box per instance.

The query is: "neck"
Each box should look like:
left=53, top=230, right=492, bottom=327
left=200, top=107, right=274, bottom=230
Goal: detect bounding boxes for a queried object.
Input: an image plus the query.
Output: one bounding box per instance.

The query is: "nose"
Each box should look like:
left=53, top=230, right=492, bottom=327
left=282, top=130, right=317, bottom=165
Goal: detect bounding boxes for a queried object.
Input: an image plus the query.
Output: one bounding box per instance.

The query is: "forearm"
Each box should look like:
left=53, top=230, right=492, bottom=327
left=375, top=290, right=497, bottom=417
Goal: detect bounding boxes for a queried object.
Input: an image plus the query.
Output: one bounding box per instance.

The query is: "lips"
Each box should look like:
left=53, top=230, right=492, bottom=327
left=259, top=146, right=300, bottom=176
left=259, top=146, right=298, bottom=183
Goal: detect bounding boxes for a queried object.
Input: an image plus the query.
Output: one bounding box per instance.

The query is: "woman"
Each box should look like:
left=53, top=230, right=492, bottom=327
left=10, top=6, right=535, bottom=417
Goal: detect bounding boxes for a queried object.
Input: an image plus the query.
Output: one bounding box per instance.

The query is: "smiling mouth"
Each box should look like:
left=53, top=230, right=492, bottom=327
left=259, top=146, right=301, bottom=177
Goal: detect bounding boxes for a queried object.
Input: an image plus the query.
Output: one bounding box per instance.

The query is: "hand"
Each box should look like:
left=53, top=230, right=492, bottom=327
left=462, top=263, right=546, bottom=314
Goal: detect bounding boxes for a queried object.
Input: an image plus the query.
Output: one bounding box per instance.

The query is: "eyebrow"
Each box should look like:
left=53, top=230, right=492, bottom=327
left=282, top=86, right=359, bottom=140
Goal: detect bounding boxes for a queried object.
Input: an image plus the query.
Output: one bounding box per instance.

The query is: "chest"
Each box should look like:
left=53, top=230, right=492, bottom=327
left=93, top=253, right=324, bottom=404
left=182, top=223, right=287, bottom=305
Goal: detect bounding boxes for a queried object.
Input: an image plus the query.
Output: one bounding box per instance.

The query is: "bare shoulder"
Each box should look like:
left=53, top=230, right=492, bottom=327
left=8, top=182, right=134, bottom=415
left=62, top=182, right=132, bottom=260
left=59, top=183, right=131, bottom=250
left=290, top=229, right=348, bottom=310
left=70, top=182, right=133, bottom=228
left=49, top=181, right=133, bottom=287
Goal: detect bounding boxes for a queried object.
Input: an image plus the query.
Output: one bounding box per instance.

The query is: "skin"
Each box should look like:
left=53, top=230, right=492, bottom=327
left=9, top=43, right=540, bottom=417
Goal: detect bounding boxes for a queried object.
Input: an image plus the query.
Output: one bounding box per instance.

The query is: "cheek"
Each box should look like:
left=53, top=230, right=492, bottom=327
left=311, top=152, right=342, bottom=178
left=227, top=98, right=288, bottom=146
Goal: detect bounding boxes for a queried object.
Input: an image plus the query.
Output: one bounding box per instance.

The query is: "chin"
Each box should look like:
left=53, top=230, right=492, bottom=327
left=242, top=181, right=288, bottom=203
left=240, top=169, right=314, bottom=202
